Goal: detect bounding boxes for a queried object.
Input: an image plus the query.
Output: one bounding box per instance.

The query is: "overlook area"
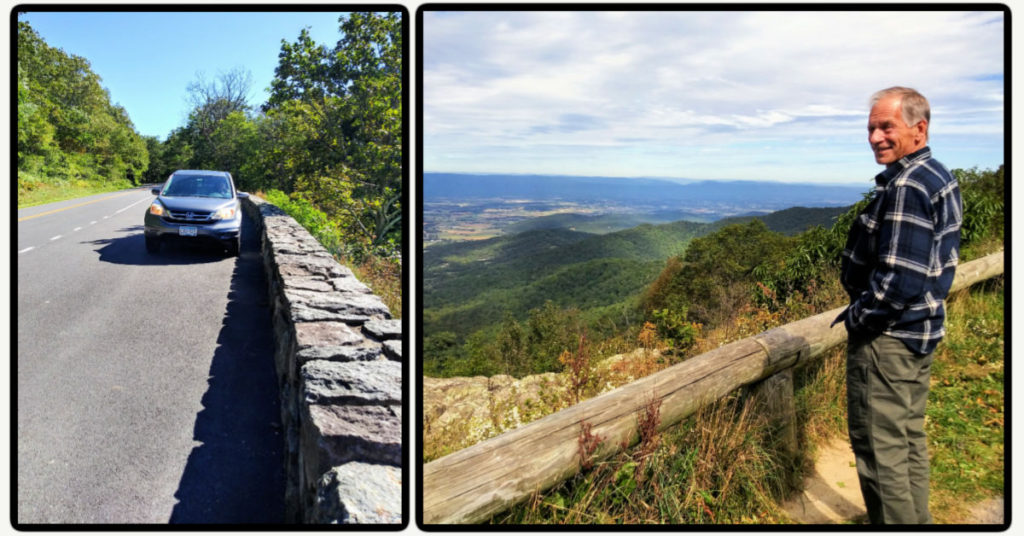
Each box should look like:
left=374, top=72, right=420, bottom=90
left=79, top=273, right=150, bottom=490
left=420, top=166, right=1005, bottom=525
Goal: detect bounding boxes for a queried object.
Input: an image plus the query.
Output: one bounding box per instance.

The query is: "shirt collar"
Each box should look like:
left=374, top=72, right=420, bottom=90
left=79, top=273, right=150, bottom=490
left=875, top=146, right=931, bottom=187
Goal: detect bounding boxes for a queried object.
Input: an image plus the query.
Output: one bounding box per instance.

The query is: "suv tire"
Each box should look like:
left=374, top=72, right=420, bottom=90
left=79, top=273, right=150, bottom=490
left=226, top=236, right=240, bottom=257
left=145, top=234, right=160, bottom=253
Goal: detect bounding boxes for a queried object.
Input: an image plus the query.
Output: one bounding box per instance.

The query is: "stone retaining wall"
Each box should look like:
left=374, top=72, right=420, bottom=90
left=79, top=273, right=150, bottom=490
left=241, top=195, right=402, bottom=524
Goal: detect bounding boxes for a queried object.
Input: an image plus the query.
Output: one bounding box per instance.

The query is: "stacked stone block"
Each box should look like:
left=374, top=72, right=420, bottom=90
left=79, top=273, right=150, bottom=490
left=241, top=196, right=402, bottom=524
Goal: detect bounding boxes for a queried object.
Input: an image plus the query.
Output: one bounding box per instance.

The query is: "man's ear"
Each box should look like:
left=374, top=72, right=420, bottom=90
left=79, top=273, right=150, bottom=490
left=915, top=119, right=929, bottom=143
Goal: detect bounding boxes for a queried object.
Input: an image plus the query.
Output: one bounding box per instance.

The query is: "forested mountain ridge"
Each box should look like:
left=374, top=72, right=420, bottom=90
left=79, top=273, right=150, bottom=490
left=424, top=172, right=864, bottom=209
left=712, top=205, right=854, bottom=236
left=424, top=220, right=709, bottom=310
left=506, top=210, right=713, bottom=235
left=423, top=227, right=682, bottom=345
left=423, top=166, right=1003, bottom=381
left=422, top=203, right=852, bottom=377
left=501, top=205, right=854, bottom=237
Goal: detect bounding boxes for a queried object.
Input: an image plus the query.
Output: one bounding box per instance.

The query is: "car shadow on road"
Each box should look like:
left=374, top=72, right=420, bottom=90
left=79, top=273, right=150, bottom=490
left=86, top=226, right=230, bottom=265
left=168, top=215, right=286, bottom=524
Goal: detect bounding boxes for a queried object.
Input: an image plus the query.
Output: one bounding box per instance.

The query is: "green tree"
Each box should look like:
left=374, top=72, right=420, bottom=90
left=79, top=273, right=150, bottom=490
left=264, top=12, right=403, bottom=256
left=497, top=315, right=528, bottom=377
left=185, top=68, right=253, bottom=140
left=204, top=111, right=259, bottom=179
left=176, top=69, right=256, bottom=177
left=17, top=19, right=149, bottom=190
left=423, top=331, right=458, bottom=376
left=266, top=28, right=334, bottom=106
left=17, top=66, right=57, bottom=173
left=525, top=301, right=584, bottom=374
left=156, top=127, right=196, bottom=177
left=956, top=166, right=1004, bottom=247
left=643, top=220, right=793, bottom=326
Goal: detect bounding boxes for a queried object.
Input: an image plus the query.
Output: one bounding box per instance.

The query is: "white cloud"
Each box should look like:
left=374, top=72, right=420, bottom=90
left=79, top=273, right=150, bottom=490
left=423, top=10, right=1005, bottom=181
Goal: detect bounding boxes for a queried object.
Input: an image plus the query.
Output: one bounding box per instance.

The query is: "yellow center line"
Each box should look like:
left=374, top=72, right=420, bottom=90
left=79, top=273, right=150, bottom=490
left=17, top=191, right=139, bottom=222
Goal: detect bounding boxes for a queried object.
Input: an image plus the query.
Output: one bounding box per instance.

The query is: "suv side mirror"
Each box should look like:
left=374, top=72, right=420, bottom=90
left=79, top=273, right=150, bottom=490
left=236, top=192, right=250, bottom=199
left=151, top=187, right=161, bottom=195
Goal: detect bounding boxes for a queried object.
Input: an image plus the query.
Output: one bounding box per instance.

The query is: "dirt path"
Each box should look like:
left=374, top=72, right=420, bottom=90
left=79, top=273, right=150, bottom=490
left=782, top=437, right=865, bottom=523
left=966, top=498, right=1004, bottom=524
left=783, top=437, right=1004, bottom=525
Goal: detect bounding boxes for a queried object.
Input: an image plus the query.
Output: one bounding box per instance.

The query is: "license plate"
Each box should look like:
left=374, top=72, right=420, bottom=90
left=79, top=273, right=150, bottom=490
left=179, top=226, right=198, bottom=237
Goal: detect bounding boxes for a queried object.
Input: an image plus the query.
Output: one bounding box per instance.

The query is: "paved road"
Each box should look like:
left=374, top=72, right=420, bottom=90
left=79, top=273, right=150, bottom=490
left=17, top=187, right=284, bottom=524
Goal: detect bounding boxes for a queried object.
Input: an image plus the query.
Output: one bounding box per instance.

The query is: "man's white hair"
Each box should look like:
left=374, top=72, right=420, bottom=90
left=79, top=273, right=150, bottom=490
left=870, top=87, right=931, bottom=140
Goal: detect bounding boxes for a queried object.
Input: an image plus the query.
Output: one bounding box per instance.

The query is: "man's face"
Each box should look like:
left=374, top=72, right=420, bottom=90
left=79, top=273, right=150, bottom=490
left=867, top=95, right=927, bottom=165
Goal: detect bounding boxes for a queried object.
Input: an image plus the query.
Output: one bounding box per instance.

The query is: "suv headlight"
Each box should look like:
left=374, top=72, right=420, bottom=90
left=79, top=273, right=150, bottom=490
left=211, top=205, right=237, bottom=220
left=149, top=201, right=166, bottom=216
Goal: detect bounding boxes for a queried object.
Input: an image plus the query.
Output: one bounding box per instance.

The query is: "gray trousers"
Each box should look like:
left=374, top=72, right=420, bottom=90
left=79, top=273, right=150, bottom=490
left=846, top=333, right=933, bottom=524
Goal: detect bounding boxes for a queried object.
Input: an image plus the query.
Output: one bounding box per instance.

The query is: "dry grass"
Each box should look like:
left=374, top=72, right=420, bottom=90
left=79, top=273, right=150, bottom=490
left=497, top=392, right=791, bottom=524
left=350, top=254, right=403, bottom=319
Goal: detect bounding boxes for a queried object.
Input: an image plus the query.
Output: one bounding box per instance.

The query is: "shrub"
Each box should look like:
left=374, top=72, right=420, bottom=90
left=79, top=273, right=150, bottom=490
left=650, top=308, right=701, bottom=353
left=956, top=166, right=1004, bottom=248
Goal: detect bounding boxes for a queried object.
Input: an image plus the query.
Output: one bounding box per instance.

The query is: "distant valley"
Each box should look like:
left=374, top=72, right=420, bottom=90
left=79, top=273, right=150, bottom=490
left=421, top=171, right=865, bottom=378
left=423, top=172, right=867, bottom=244
left=422, top=201, right=852, bottom=373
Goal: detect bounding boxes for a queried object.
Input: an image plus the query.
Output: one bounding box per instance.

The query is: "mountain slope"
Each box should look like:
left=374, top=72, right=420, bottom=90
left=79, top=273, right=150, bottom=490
left=713, top=205, right=853, bottom=235
left=422, top=204, right=854, bottom=342
left=423, top=221, right=707, bottom=338
left=506, top=210, right=713, bottom=234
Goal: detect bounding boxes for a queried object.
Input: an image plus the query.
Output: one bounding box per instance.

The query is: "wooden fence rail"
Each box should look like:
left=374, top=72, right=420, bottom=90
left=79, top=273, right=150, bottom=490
left=422, top=251, right=1004, bottom=524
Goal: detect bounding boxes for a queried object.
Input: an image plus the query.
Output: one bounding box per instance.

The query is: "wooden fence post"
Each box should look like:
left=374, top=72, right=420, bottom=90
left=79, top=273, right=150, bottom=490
left=747, top=369, right=798, bottom=461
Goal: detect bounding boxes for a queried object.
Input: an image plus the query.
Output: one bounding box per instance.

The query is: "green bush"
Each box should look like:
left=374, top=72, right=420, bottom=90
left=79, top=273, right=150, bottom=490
left=265, top=189, right=345, bottom=252
left=642, top=220, right=793, bottom=326
left=650, top=307, right=700, bottom=353
left=956, top=166, right=1004, bottom=248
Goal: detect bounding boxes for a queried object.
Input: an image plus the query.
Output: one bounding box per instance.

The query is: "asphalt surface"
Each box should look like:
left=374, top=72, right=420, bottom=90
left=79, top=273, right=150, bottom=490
left=16, top=187, right=285, bottom=524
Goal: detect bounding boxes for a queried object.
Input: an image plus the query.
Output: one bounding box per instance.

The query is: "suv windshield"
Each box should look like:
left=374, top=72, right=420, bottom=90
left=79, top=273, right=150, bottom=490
left=162, top=175, right=232, bottom=199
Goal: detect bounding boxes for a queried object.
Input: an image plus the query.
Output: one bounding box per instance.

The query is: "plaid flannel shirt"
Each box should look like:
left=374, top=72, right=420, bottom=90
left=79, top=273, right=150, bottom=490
left=836, top=147, right=962, bottom=355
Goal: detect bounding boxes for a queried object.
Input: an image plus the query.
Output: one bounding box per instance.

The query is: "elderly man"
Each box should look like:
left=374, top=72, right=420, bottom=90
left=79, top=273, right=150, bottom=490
left=835, top=87, right=962, bottom=524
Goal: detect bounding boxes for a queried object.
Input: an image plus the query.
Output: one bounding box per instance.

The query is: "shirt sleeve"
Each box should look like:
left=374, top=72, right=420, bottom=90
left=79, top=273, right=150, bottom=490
left=845, top=180, right=934, bottom=334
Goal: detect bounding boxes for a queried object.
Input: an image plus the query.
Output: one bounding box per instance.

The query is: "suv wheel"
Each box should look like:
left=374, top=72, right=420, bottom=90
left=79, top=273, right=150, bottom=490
left=226, top=236, right=240, bottom=257
left=145, top=234, right=160, bottom=253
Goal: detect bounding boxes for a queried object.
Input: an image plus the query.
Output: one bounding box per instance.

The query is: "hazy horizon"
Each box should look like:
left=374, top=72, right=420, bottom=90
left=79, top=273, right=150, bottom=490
left=422, top=169, right=879, bottom=188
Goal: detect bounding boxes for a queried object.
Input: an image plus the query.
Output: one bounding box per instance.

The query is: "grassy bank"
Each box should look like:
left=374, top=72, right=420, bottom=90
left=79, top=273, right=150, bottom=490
left=18, top=172, right=134, bottom=209
left=927, top=276, right=1004, bottom=523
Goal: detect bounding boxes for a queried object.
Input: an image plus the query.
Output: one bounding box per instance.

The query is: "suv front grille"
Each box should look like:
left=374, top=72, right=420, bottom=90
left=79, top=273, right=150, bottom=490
left=166, top=209, right=213, bottom=224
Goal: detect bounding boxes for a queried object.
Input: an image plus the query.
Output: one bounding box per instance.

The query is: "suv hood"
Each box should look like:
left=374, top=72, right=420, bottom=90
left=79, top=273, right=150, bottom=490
left=158, top=196, right=236, bottom=212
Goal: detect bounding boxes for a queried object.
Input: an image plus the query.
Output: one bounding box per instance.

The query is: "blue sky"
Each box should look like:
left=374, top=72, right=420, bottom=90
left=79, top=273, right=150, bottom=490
left=17, top=10, right=354, bottom=140
left=423, top=10, right=1006, bottom=184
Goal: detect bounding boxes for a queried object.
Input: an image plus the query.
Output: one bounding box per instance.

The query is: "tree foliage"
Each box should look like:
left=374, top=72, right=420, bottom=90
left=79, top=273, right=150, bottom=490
left=17, top=20, right=149, bottom=190
left=258, top=11, right=403, bottom=257
left=424, top=301, right=586, bottom=378
left=185, top=68, right=253, bottom=138
left=956, top=166, right=1004, bottom=248
left=642, top=220, right=793, bottom=326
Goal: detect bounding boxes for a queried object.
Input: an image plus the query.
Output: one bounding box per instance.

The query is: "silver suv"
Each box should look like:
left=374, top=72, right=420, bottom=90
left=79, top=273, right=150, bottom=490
left=144, top=170, right=249, bottom=256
